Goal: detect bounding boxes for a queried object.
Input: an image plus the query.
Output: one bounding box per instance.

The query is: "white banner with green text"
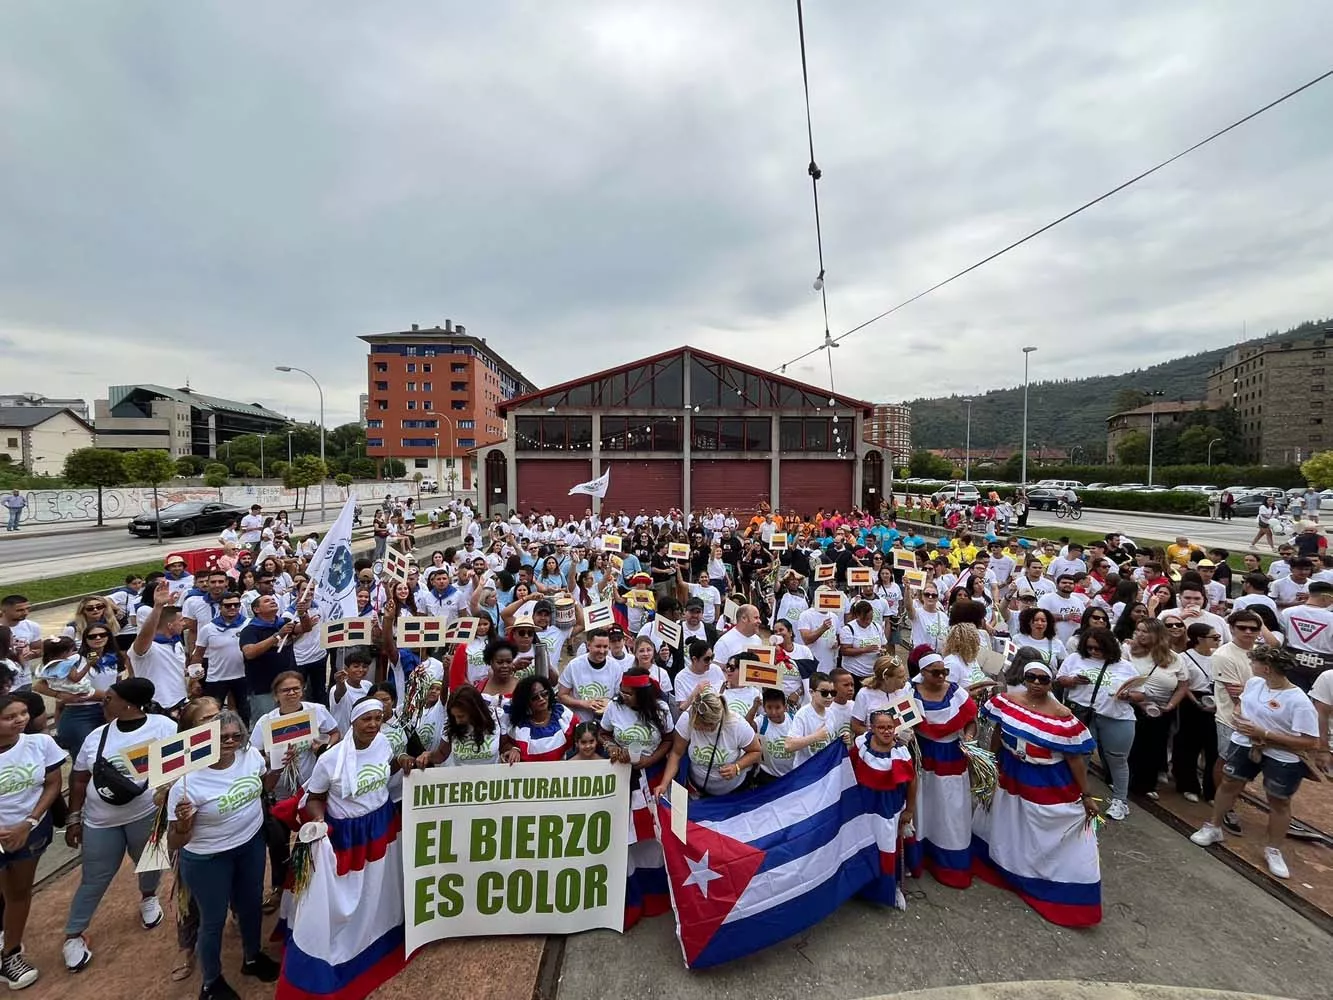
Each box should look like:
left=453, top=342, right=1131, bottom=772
left=403, top=759, right=630, bottom=954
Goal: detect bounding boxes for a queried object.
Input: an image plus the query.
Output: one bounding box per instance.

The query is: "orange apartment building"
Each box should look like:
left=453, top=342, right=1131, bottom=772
left=359, top=321, right=534, bottom=490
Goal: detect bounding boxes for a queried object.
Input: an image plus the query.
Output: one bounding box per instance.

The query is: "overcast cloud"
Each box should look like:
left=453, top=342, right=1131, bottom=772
left=2, top=1, right=1331, bottom=426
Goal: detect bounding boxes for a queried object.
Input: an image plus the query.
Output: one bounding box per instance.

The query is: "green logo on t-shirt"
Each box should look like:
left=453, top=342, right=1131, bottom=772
left=218, top=775, right=263, bottom=815
left=689, top=742, right=730, bottom=768
left=615, top=722, right=655, bottom=747
left=0, top=763, right=38, bottom=796
left=355, top=763, right=390, bottom=796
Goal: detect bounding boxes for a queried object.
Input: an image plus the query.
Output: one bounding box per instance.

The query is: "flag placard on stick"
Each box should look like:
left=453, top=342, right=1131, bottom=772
left=583, top=602, right=615, bottom=630
left=816, top=590, right=844, bottom=612
left=396, top=617, right=446, bottom=647
left=814, top=563, right=836, bottom=583
left=739, top=656, right=780, bottom=690
left=722, top=598, right=741, bottom=623
left=602, top=534, right=623, bottom=553
left=847, top=567, right=873, bottom=588
left=323, top=617, right=372, bottom=648
left=443, top=616, right=480, bottom=644
left=119, top=740, right=153, bottom=778
left=885, top=692, right=924, bottom=731
left=904, top=568, right=927, bottom=590
left=668, top=542, right=690, bottom=561
left=769, top=532, right=788, bottom=552
left=653, top=615, right=682, bottom=649
left=147, top=720, right=221, bottom=788
left=893, top=550, right=916, bottom=571
left=383, top=546, right=412, bottom=584
left=261, top=709, right=315, bottom=770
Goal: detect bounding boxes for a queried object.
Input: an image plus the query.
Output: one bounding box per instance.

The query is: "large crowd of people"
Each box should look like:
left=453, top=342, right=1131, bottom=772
left=0, top=492, right=1329, bottom=993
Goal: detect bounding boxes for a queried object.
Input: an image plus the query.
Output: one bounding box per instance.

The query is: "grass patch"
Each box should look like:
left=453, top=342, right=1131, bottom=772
left=11, top=560, right=167, bottom=606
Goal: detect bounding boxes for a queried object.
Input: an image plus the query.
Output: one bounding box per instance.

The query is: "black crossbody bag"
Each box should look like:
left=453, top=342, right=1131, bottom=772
left=92, top=724, right=149, bottom=806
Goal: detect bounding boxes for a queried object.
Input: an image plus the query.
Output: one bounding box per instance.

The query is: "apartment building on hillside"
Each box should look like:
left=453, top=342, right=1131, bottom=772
left=1205, top=327, right=1333, bottom=464
left=359, top=321, right=534, bottom=489
left=864, top=403, right=912, bottom=466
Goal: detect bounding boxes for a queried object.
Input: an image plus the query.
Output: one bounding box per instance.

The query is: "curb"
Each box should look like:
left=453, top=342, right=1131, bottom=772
left=863, top=983, right=1302, bottom=1000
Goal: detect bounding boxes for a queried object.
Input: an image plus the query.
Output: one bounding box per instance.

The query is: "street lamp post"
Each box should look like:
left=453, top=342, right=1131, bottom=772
left=438, top=415, right=455, bottom=495
left=1145, top=390, right=1166, bottom=486
left=287, top=431, right=293, bottom=466
left=275, top=366, right=325, bottom=521
left=963, top=398, right=973, bottom=484
left=1020, top=347, right=1037, bottom=488
left=1207, top=437, right=1223, bottom=467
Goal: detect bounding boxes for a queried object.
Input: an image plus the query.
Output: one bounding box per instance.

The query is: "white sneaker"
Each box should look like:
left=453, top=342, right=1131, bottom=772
left=1265, top=847, right=1290, bottom=879
left=1190, top=822, right=1225, bottom=846
left=61, top=937, right=91, bottom=973
left=1106, top=798, right=1130, bottom=821
left=1183, top=792, right=1201, bottom=803
left=139, top=896, right=163, bottom=930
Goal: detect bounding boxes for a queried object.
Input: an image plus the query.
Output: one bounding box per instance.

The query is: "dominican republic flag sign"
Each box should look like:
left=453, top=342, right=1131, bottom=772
left=147, top=720, right=221, bottom=788
left=323, top=617, right=372, bottom=648
left=656, top=740, right=913, bottom=969
left=396, top=617, right=446, bottom=647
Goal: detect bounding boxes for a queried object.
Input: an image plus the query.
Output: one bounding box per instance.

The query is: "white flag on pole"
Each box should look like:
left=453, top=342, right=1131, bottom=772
left=305, top=496, right=360, bottom=625
left=568, top=469, right=611, bottom=498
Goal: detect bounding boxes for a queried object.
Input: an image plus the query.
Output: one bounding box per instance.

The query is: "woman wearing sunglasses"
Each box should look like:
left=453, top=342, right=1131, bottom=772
left=973, top=660, right=1101, bottom=926
left=901, top=582, right=950, bottom=653
left=503, top=675, right=576, bottom=763
left=1057, top=628, right=1137, bottom=821
left=907, top=647, right=978, bottom=888
left=63, top=596, right=120, bottom=647
left=1125, top=618, right=1189, bottom=799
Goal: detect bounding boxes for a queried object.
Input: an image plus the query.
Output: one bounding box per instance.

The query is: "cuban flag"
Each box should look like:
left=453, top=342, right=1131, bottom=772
left=656, top=739, right=914, bottom=969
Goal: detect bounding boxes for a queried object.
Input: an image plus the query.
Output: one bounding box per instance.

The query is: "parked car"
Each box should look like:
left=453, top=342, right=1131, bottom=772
left=1172, top=485, right=1219, bottom=493
left=1024, top=487, right=1067, bottom=512
left=420, top=478, right=439, bottom=493
left=931, top=483, right=981, bottom=504
left=1035, top=479, right=1085, bottom=490
left=128, top=501, right=247, bottom=538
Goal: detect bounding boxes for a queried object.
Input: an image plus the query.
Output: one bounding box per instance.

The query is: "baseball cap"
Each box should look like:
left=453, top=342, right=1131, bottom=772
left=1196, top=559, right=1215, bottom=568
left=684, top=597, right=705, bottom=611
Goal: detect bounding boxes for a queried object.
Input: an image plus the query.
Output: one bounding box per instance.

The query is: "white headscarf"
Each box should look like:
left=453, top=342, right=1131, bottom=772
left=332, top=698, right=389, bottom=798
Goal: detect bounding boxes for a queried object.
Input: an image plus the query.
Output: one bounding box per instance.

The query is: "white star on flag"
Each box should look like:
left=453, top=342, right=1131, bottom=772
left=682, top=850, right=722, bottom=898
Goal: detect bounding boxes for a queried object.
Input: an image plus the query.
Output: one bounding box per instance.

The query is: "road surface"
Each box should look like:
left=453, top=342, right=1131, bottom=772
left=1025, top=509, right=1279, bottom=553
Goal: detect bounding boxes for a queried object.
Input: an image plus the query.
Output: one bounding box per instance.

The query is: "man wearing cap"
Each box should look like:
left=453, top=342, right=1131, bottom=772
left=772, top=570, right=810, bottom=631
left=679, top=597, right=717, bottom=648
left=161, top=554, right=195, bottom=605
left=1194, top=560, right=1227, bottom=613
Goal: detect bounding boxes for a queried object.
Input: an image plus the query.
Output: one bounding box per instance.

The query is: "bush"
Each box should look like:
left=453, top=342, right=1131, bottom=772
left=1075, top=489, right=1209, bottom=516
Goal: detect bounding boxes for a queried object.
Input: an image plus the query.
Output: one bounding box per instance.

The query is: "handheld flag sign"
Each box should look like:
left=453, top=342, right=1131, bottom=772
left=739, top=655, right=781, bottom=690
left=119, top=740, right=153, bottom=778
left=814, top=563, right=836, bottom=583
left=583, top=601, right=615, bottom=630
left=668, top=541, right=690, bottom=561
left=443, top=616, right=480, bottom=644
left=383, top=546, right=412, bottom=584
left=653, top=615, right=683, bottom=649
left=904, top=568, right=928, bottom=590
left=722, top=598, right=742, bottom=624
left=148, top=720, right=221, bottom=788
left=396, top=617, right=446, bottom=648
left=885, top=692, right=924, bottom=731
left=893, top=550, right=916, bottom=571
left=1004, top=638, right=1021, bottom=664
left=816, top=589, right=844, bottom=612
left=602, top=534, right=623, bottom=553
left=770, top=532, right=788, bottom=552
left=322, top=617, right=372, bottom=648
left=847, top=567, right=873, bottom=588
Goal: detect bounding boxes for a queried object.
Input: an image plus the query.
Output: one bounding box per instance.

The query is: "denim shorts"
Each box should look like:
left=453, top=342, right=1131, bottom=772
left=0, top=813, right=53, bottom=868
left=1222, top=740, right=1305, bottom=799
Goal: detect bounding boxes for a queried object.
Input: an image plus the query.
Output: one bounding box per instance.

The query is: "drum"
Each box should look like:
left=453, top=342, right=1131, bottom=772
left=553, top=596, right=577, bottom=628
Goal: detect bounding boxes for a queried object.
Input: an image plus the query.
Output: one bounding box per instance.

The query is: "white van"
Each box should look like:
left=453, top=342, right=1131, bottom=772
left=1035, top=479, right=1085, bottom=491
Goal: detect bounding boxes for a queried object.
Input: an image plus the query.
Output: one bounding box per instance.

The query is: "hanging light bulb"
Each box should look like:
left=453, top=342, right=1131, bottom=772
left=828, top=397, right=835, bottom=406
left=813, top=269, right=825, bottom=291
left=832, top=415, right=839, bottom=424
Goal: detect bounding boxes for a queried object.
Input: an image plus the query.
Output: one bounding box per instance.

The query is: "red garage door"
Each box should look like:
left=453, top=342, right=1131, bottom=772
left=516, top=459, right=591, bottom=519
left=691, top=459, right=770, bottom=514
left=601, top=459, right=683, bottom=515
left=778, top=459, right=854, bottom=519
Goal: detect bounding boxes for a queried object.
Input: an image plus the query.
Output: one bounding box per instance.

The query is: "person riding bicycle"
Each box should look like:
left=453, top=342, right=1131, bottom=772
left=1062, top=488, right=1081, bottom=513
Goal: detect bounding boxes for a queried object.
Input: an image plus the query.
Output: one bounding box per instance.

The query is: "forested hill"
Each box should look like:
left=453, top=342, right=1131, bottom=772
left=908, top=317, right=1331, bottom=457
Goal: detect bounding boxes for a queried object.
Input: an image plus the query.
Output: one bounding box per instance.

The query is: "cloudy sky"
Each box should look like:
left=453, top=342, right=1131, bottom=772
left=2, top=1, right=1332, bottom=426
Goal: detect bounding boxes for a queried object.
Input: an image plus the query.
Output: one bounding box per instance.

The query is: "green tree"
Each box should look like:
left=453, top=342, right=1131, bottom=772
left=62, top=448, right=126, bottom=527
left=907, top=451, right=953, bottom=479
left=334, top=473, right=353, bottom=492
left=123, top=449, right=177, bottom=544
left=174, top=455, right=205, bottom=476
left=1175, top=425, right=1216, bottom=465
left=1110, top=389, right=1151, bottom=415
left=203, top=461, right=230, bottom=488
left=348, top=458, right=376, bottom=479
left=1301, top=451, right=1333, bottom=489
left=382, top=458, right=406, bottom=479
left=283, top=455, right=329, bottom=523
left=1114, top=431, right=1149, bottom=465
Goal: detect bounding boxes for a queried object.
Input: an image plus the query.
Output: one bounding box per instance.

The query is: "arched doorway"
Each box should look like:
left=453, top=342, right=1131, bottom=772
left=862, top=450, right=884, bottom=514
left=485, top=450, right=508, bottom=515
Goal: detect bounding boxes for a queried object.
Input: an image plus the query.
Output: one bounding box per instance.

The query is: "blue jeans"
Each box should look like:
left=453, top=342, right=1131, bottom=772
left=55, top=703, right=107, bottom=758
left=64, top=813, right=161, bottom=935
left=1089, top=714, right=1135, bottom=800
left=179, top=830, right=266, bottom=985
left=247, top=692, right=277, bottom=720
left=5, top=507, right=20, bottom=530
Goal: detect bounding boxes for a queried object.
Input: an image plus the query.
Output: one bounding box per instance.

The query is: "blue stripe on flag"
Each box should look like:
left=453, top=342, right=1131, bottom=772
left=749, top=782, right=906, bottom=874
left=685, top=739, right=847, bottom=824
left=691, top=840, right=884, bottom=969
left=159, top=739, right=184, bottom=757
left=188, top=746, right=212, bottom=762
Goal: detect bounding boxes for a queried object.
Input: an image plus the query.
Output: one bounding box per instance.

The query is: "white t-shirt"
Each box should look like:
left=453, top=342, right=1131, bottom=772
left=825, top=699, right=855, bottom=744
left=1270, top=576, right=1310, bottom=608
left=195, top=620, right=249, bottom=683
left=305, top=739, right=393, bottom=816
left=1230, top=676, right=1319, bottom=763
left=797, top=608, right=841, bottom=674
left=6, top=620, right=40, bottom=689
left=240, top=514, right=265, bottom=544
left=722, top=685, right=760, bottom=719
left=0, top=733, right=65, bottom=826
left=1057, top=654, right=1137, bottom=721
left=674, top=666, right=726, bottom=712
left=76, top=715, right=180, bottom=828
left=851, top=685, right=904, bottom=725
left=1233, top=593, right=1278, bottom=616
left=600, top=699, right=674, bottom=763
left=690, top=585, right=722, bottom=624
left=558, top=655, right=625, bottom=723
left=907, top=606, right=950, bottom=652
left=329, top=680, right=374, bottom=734
left=756, top=713, right=798, bottom=777
left=1128, top=652, right=1188, bottom=705
left=790, top=703, right=832, bottom=767
left=713, top=628, right=763, bottom=666
left=129, top=640, right=188, bottom=708
left=167, top=747, right=266, bottom=855
left=1047, top=557, right=1088, bottom=581
left=1281, top=605, right=1333, bottom=654
left=677, top=714, right=755, bottom=795
left=837, top=621, right=882, bottom=677
left=1038, top=592, right=1089, bottom=645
